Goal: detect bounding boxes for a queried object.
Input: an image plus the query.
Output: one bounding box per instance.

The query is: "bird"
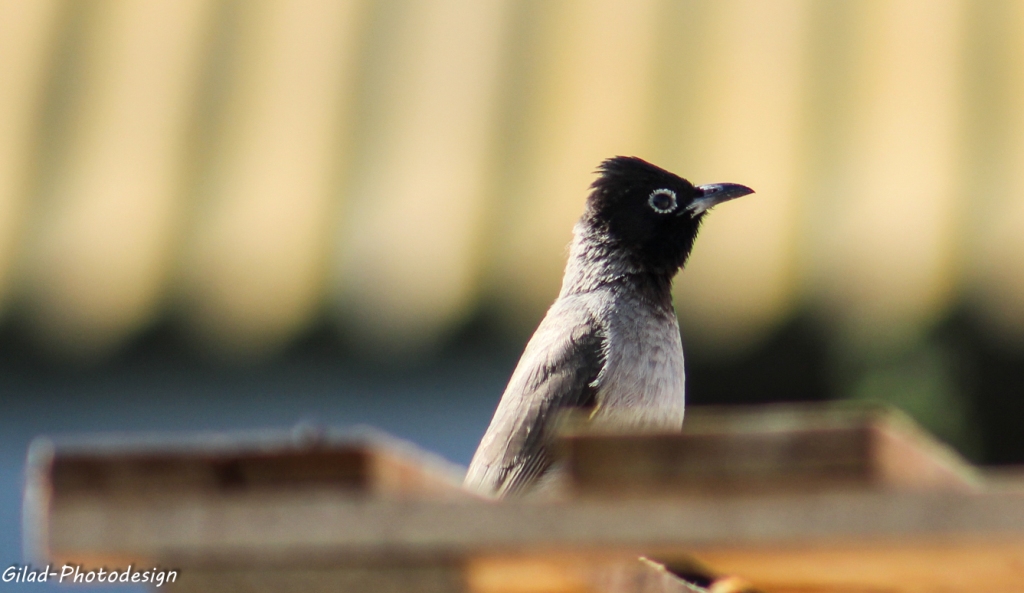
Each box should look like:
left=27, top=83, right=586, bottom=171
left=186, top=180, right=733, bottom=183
left=464, top=156, right=753, bottom=498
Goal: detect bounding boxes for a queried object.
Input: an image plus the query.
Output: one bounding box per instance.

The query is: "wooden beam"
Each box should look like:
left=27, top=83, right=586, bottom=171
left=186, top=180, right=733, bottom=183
left=558, top=404, right=981, bottom=497
left=22, top=404, right=1024, bottom=593
left=35, top=490, right=1024, bottom=565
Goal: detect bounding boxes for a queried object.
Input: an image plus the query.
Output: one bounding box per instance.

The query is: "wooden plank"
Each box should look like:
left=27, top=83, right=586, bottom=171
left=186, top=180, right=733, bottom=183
left=467, top=555, right=701, bottom=593
left=692, top=538, right=1024, bottom=593
left=36, top=491, right=1024, bottom=565
left=32, top=426, right=466, bottom=499
left=23, top=426, right=469, bottom=566
left=164, top=564, right=465, bottom=593
left=557, top=404, right=980, bottom=497
left=23, top=405, right=1024, bottom=593
left=161, top=556, right=702, bottom=593
left=163, top=556, right=709, bottom=593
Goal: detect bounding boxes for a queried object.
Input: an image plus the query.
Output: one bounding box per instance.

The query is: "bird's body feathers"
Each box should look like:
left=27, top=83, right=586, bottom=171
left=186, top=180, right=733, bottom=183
left=465, top=157, right=751, bottom=497
left=463, top=264, right=686, bottom=497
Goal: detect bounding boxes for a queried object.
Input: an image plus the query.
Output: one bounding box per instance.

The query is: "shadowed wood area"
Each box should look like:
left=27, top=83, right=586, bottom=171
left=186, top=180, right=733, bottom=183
left=23, top=403, right=1024, bottom=592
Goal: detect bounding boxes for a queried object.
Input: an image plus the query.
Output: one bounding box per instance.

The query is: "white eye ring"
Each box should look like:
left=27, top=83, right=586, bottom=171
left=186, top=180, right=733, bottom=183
left=648, top=188, right=677, bottom=214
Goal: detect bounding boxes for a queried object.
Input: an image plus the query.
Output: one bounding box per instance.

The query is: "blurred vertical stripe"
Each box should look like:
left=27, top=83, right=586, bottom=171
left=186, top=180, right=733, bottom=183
left=0, top=0, right=1019, bottom=360
left=0, top=0, right=60, bottom=313
left=967, top=0, right=1024, bottom=345
left=487, top=0, right=661, bottom=327
left=21, top=0, right=214, bottom=354
left=181, top=0, right=367, bottom=357
left=335, top=0, right=512, bottom=355
left=812, top=0, right=966, bottom=349
left=667, top=0, right=812, bottom=354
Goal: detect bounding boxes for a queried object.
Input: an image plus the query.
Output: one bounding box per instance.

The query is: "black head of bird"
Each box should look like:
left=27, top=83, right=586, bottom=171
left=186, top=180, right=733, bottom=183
left=580, top=156, right=754, bottom=279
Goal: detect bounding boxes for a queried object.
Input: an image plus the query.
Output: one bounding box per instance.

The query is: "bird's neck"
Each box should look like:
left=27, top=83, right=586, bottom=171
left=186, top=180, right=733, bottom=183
left=558, top=223, right=675, bottom=307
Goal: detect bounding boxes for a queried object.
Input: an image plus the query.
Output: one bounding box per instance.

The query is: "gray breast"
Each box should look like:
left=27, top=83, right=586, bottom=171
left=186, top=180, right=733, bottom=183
left=589, top=289, right=686, bottom=430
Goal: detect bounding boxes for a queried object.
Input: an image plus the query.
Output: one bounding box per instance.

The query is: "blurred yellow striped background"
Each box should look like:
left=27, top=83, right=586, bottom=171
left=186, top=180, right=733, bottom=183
left=1, top=0, right=1023, bottom=362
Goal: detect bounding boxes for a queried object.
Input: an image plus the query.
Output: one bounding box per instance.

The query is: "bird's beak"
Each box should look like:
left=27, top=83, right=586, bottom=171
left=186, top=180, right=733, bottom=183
left=685, top=183, right=755, bottom=217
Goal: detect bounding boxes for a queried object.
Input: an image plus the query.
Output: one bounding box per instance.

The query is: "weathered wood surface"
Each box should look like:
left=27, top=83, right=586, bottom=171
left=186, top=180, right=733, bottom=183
left=693, top=539, right=1024, bottom=593
left=559, top=404, right=981, bottom=496
left=162, top=557, right=706, bottom=593
left=22, top=404, right=1024, bottom=592
left=33, top=425, right=467, bottom=499
left=37, top=489, right=1024, bottom=562
left=22, top=425, right=470, bottom=569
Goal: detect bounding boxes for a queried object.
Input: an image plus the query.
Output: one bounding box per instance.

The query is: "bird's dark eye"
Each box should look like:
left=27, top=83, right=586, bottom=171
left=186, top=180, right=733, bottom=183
left=648, top=188, right=677, bottom=214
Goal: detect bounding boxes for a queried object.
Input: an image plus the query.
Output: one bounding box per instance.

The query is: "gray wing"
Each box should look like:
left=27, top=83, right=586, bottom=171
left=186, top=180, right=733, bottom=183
left=464, top=300, right=605, bottom=497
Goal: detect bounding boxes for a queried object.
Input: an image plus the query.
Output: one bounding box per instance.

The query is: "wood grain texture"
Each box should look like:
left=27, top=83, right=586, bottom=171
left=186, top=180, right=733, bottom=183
left=23, top=405, right=1024, bottom=593
left=558, top=405, right=981, bottom=497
